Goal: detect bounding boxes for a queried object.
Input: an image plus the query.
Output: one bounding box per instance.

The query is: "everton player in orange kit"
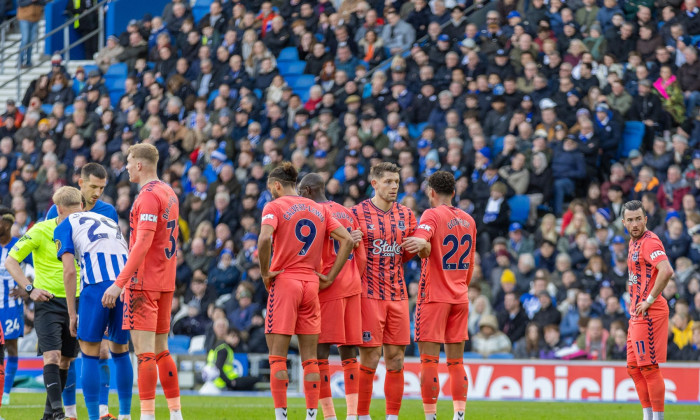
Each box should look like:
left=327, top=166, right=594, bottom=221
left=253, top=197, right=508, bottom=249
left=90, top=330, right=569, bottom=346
left=403, top=171, right=475, bottom=420
left=351, top=162, right=420, bottom=420
left=621, top=200, right=674, bottom=420
left=299, top=173, right=365, bottom=420
left=101, top=144, right=183, bottom=420
left=258, top=163, right=354, bottom=420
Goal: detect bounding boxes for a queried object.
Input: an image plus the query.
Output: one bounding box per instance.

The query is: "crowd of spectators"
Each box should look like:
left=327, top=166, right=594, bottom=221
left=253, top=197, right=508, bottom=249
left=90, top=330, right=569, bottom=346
left=6, top=0, right=700, bottom=361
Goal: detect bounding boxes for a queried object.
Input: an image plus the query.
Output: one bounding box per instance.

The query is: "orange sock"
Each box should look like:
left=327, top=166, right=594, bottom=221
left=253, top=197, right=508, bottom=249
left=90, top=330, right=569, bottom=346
left=137, top=353, right=158, bottom=415
left=447, top=358, right=468, bottom=408
left=420, top=355, right=439, bottom=414
left=318, top=359, right=335, bottom=418
left=641, top=364, right=665, bottom=412
left=342, top=358, right=359, bottom=416
left=269, top=356, right=289, bottom=409
left=384, top=368, right=404, bottom=416
left=357, top=365, right=375, bottom=416
left=156, top=350, right=181, bottom=410
left=302, top=359, right=320, bottom=410
left=627, top=364, right=651, bottom=409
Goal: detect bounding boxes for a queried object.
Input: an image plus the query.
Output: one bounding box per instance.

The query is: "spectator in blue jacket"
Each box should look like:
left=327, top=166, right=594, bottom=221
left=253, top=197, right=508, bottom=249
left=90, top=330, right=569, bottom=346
left=551, top=135, right=587, bottom=215
left=593, top=103, right=623, bottom=176
left=560, top=291, right=601, bottom=345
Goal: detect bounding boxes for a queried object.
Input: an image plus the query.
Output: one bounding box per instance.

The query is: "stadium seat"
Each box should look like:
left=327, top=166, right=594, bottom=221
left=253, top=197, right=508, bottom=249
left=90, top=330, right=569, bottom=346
left=168, top=335, right=191, bottom=354
left=293, top=88, right=311, bottom=103
left=692, top=34, right=700, bottom=47
left=493, top=136, right=504, bottom=156
left=105, top=77, right=126, bottom=92
left=192, top=5, right=210, bottom=23
left=408, top=122, right=428, bottom=139
left=463, top=352, right=483, bottom=359
left=508, top=195, right=530, bottom=224
left=81, top=64, right=99, bottom=76
left=41, top=104, right=54, bottom=115
left=290, top=75, right=315, bottom=90
left=207, top=89, right=219, bottom=105
left=278, top=60, right=306, bottom=76
left=253, top=88, right=263, bottom=99
left=618, top=121, right=645, bottom=158
left=65, top=104, right=74, bottom=115
left=488, top=353, right=515, bottom=359
left=278, top=47, right=299, bottom=62
left=104, top=63, right=128, bottom=78
left=109, top=90, right=124, bottom=107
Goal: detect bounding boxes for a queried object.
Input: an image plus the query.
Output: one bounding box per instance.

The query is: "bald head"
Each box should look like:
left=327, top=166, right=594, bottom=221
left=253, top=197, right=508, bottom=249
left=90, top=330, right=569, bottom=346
left=298, top=173, right=327, bottom=202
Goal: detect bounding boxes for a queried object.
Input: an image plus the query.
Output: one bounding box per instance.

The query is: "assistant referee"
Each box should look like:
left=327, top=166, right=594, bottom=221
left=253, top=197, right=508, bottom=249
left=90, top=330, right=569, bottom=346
left=5, top=209, right=81, bottom=420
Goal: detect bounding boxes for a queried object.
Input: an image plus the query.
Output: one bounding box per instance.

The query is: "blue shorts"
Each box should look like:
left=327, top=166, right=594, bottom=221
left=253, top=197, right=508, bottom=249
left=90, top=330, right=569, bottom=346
left=78, top=282, right=129, bottom=345
left=0, top=303, right=24, bottom=340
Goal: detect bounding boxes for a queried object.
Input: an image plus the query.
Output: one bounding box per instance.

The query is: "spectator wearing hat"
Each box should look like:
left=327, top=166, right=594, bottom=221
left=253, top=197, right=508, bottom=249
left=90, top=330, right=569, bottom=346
left=507, top=222, right=535, bottom=256
left=472, top=314, right=512, bottom=357
left=497, top=291, right=529, bottom=343
left=551, top=135, right=587, bottom=216
left=94, top=35, right=125, bottom=73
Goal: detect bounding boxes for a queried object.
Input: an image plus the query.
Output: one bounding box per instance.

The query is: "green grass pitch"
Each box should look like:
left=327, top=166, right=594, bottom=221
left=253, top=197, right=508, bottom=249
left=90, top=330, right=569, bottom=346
left=0, top=393, right=697, bottom=419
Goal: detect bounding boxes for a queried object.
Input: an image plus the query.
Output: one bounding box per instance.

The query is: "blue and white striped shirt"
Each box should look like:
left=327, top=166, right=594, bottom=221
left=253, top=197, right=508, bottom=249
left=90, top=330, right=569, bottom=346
left=0, top=238, right=23, bottom=309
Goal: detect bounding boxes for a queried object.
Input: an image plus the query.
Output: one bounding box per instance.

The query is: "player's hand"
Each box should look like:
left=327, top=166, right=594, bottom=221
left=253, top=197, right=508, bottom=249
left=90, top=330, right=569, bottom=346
left=69, top=315, right=77, bottom=337
left=635, top=301, right=652, bottom=317
left=401, top=237, right=428, bottom=254
left=316, top=272, right=333, bottom=290
left=102, top=284, right=123, bottom=309
left=262, top=270, right=284, bottom=291
left=29, top=288, right=54, bottom=302
left=351, top=229, right=363, bottom=246
left=10, top=286, right=28, bottom=299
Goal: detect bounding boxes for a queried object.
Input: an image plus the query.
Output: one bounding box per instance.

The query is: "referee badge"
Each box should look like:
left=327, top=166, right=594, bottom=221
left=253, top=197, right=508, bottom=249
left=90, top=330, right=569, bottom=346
left=55, top=240, right=61, bottom=252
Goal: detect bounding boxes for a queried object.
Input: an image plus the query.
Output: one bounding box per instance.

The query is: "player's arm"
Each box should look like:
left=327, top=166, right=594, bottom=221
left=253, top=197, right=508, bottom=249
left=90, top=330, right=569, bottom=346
left=318, top=225, right=353, bottom=289
left=636, top=259, right=674, bottom=316
left=61, top=254, right=78, bottom=337
left=7, top=231, right=53, bottom=301
left=401, top=209, right=421, bottom=262
left=402, top=210, right=435, bottom=258
left=258, top=223, right=283, bottom=291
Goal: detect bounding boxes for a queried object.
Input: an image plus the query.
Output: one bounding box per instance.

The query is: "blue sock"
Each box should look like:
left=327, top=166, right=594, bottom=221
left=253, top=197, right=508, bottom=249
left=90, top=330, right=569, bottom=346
left=111, top=351, right=133, bottom=416
left=4, top=356, right=18, bottom=394
left=82, top=354, right=101, bottom=420
left=99, top=358, right=110, bottom=406
left=62, top=360, right=77, bottom=406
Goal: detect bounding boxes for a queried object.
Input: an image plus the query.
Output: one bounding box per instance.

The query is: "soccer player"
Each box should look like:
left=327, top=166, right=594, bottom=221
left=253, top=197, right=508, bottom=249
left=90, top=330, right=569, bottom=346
left=298, top=173, right=364, bottom=420
left=53, top=186, right=133, bottom=420
left=621, top=200, right=674, bottom=420
left=101, top=144, right=182, bottom=420
left=0, top=208, right=22, bottom=409
left=402, top=171, right=475, bottom=420
left=258, top=163, right=354, bottom=420
left=351, top=162, right=418, bottom=420
left=6, top=200, right=81, bottom=420
left=46, top=163, right=119, bottom=420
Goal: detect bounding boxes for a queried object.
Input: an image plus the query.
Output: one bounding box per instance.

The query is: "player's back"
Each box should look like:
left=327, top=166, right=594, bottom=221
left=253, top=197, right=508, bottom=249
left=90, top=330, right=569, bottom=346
left=351, top=199, right=416, bottom=301
left=416, top=205, right=475, bottom=303
left=628, top=230, right=669, bottom=318
left=0, top=237, right=22, bottom=309
left=130, top=180, right=180, bottom=291
left=263, top=195, right=334, bottom=282
left=319, top=201, right=361, bottom=300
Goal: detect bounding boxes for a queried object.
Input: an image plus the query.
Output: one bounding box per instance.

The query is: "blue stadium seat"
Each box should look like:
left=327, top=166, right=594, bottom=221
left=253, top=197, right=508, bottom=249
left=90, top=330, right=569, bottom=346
left=104, top=63, right=128, bottom=78
left=508, top=195, right=530, bottom=224
left=618, top=121, right=645, bottom=158
left=192, top=5, right=210, bottom=23
left=488, top=353, right=515, bottom=359
left=41, top=104, right=54, bottom=115
left=109, top=90, right=124, bottom=107
left=463, top=352, right=483, bottom=359
left=294, top=88, right=311, bottom=103
left=492, top=136, right=504, bottom=156
left=253, top=88, right=263, bottom=99
left=692, top=34, right=700, bottom=47
left=278, top=60, right=306, bottom=76
left=290, top=74, right=315, bottom=90
left=168, top=335, right=191, bottom=354
left=105, top=77, right=126, bottom=92
left=207, top=89, right=219, bottom=105
left=408, top=122, right=428, bottom=139
left=81, top=64, right=99, bottom=76
left=278, top=47, right=299, bottom=62
left=65, top=104, right=74, bottom=115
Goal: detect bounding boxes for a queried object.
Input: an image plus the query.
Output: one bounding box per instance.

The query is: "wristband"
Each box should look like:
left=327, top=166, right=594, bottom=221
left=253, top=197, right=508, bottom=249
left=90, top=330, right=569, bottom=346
left=646, top=295, right=656, bottom=304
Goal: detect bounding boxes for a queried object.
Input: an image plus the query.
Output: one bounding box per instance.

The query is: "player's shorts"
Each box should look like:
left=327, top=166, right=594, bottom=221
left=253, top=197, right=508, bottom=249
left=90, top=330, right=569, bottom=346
left=627, top=314, right=668, bottom=366
left=415, top=301, right=470, bottom=343
left=360, top=298, right=410, bottom=347
left=35, top=297, right=80, bottom=358
left=79, top=282, right=129, bottom=345
left=319, top=293, right=362, bottom=345
left=265, top=279, right=320, bottom=335
left=123, top=289, right=174, bottom=334
left=0, top=303, right=25, bottom=340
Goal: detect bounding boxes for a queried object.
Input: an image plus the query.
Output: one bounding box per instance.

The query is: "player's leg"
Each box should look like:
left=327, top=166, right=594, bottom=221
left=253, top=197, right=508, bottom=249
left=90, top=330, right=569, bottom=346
left=126, top=287, right=159, bottom=420
left=2, top=339, right=15, bottom=406
left=35, top=300, right=68, bottom=419
left=155, top=332, right=182, bottom=420
left=80, top=340, right=104, bottom=420
left=444, top=303, right=470, bottom=420
left=267, top=333, right=293, bottom=420
left=317, top=343, right=336, bottom=420
left=60, top=306, right=80, bottom=420
left=299, top=334, right=321, bottom=420
left=640, top=315, right=668, bottom=420
left=99, top=339, right=112, bottom=418
left=418, top=341, right=441, bottom=420
left=338, top=345, right=359, bottom=420
left=357, top=298, right=385, bottom=420
left=382, top=300, right=411, bottom=420
left=108, top=296, right=133, bottom=420
left=62, top=360, right=77, bottom=419
left=627, top=324, right=652, bottom=420
left=0, top=341, right=5, bottom=414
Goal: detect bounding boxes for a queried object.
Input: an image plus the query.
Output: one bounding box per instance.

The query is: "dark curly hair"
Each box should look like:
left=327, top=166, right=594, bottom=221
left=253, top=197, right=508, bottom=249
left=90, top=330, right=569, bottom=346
left=268, top=162, right=298, bottom=186
left=427, top=171, right=455, bottom=196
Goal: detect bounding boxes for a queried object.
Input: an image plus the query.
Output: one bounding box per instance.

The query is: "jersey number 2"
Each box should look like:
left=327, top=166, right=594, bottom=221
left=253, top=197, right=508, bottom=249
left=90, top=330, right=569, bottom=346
left=442, top=234, right=473, bottom=270
left=79, top=216, right=122, bottom=241
left=295, top=219, right=317, bottom=256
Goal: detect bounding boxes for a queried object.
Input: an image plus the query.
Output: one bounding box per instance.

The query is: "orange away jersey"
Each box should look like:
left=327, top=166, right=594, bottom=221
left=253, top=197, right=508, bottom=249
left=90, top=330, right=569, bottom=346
left=351, top=199, right=417, bottom=301
left=627, top=230, right=669, bottom=319
left=414, top=205, right=476, bottom=304
left=318, top=201, right=362, bottom=302
left=261, top=196, right=342, bottom=283
left=128, top=181, right=179, bottom=292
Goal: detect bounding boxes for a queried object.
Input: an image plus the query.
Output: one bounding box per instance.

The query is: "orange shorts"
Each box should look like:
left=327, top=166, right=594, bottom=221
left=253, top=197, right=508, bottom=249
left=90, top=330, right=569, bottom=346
left=415, top=301, right=469, bottom=344
left=122, top=289, right=174, bottom=334
left=627, top=314, right=668, bottom=366
left=319, top=293, right=362, bottom=345
left=265, top=279, right=320, bottom=335
left=360, top=298, right=410, bottom=347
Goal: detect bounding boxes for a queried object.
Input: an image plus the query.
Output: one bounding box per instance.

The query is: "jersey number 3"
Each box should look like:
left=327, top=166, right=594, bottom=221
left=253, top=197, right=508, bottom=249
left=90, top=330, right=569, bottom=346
left=442, top=234, right=473, bottom=270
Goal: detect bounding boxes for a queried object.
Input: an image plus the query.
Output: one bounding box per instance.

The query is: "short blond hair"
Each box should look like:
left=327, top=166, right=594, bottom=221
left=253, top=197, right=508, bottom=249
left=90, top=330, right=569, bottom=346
left=127, top=143, right=159, bottom=166
left=53, top=186, right=84, bottom=208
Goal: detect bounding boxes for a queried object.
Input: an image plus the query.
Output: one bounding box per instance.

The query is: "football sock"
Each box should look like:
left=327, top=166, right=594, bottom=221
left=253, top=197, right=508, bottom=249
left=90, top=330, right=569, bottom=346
left=420, top=354, right=439, bottom=416
left=62, top=362, right=76, bottom=410
left=641, top=364, right=665, bottom=413
left=653, top=412, right=664, bottom=420
left=111, top=350, right=133, bottom=416
left=643, top=407, right=653, bottom=420
left=447, top=358, right=468, bottom=411
left=386, top=415, right=398, bottom=420
left=99, top=357, right=110, bottom=413
left=156, top=350, right=181, bottom=412
left=302, top=359, right=320, bottom=410
left=275, top=408, right=288, bottom=420
left=342, top=357, right=359, bottom=417
left=269, top=355, right=289, bottom=410
left=306, top=408, right=319, bottom=420
left=357, top=365, right=375, bottom=416
left=82, top=354, right=101, bottom=420
left=136, top=353, right=158, bottom=415
left=384, top=368, right=404, bottom=416
left=44, top=363, right=63, bottom=412
left=318, top=359, right=335, bottom=419
left=627, top=364, right=651, bottom=409
left=4, top=356, right=17, bottom=395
